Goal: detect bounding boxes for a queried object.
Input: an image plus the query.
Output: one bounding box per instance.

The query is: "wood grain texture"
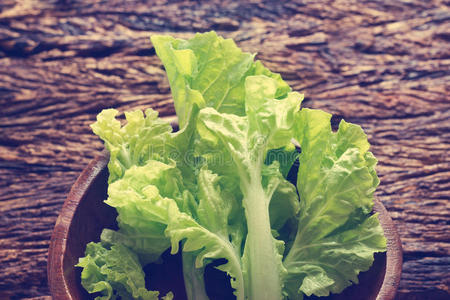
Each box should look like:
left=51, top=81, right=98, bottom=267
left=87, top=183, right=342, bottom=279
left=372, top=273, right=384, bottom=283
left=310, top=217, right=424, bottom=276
left=0, top=0, right=448, bottom=299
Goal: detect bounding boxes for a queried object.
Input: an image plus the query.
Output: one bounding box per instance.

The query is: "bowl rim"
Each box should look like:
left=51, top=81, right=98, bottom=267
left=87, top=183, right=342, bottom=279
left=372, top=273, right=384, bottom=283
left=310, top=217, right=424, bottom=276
left=47, top=152, right=403, bottom=300
left=372, top=196, right=403, bottom=300
left=48, top=151, right=109, bottom=300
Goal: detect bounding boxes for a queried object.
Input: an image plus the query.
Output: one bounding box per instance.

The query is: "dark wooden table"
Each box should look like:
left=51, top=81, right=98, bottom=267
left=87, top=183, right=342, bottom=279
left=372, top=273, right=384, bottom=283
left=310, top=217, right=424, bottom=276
left=0, top=1, right=449, bottom=299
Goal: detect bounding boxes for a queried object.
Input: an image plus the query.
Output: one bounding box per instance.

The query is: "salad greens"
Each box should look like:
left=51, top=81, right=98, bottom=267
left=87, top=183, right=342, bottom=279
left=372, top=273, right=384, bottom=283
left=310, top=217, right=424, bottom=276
left=77, top=31, right=386, bottom=300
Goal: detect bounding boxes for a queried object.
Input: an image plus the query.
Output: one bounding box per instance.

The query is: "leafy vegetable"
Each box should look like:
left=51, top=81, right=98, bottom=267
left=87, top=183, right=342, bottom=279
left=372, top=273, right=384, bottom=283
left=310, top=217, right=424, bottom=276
left=77, top=242, right=173, bottom=300
left=77, top=31, right=386, bottom=300
left=150, top=32, right=290, bottom=127
left=195, top=75, right=302, bottom=300
left=283, top=109, right=385, bottom=299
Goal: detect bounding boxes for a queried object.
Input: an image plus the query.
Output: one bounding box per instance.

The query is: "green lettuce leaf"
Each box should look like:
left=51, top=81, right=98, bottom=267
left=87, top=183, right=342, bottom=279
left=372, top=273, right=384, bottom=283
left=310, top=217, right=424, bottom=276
left=196, top=75, right=303, bottom=300
left=76, top=242, right=173, bottom=300
left=282, top=108, right=386, bottom=298
left=90, top=108, right=173, bottom=183
left=164, top=166, right=245, bottom=300
left=87, top=102, right=247, bottom=299
left=101, top=160, right=186, bottom=265
left=103, top=158, right=245, bottom=300
left=151, top=31, right=291, bottom=127
left=91, top=106, right=200, bottom=191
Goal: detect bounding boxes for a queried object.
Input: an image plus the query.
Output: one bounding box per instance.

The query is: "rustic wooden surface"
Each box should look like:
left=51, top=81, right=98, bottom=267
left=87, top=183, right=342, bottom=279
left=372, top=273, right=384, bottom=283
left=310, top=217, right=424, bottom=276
left=0, top=0, right=448, bottom=299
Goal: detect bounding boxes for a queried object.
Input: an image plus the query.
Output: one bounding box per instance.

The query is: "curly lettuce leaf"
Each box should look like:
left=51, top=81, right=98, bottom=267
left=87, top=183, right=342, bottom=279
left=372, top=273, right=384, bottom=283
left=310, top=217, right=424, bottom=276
left=77, top=242, right=173, bottom=300
left=88, top=102, right=246, bottom=299
left=196, top=75, right=303, bottom=300
left=102, top=158, right=245, bottom=300
left=90, top=108, right=174, bottom=183
left=151, top=31, right=290, bottom=127
left=164, top=166, right=245, bottom=300
left=101, top=160, right=188, bottom=265
left=282, top=109, right=386, bottom=299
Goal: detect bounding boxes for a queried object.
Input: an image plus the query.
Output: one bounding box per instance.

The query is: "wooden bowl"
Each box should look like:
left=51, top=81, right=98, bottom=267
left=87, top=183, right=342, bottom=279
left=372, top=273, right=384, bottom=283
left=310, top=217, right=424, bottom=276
left=48, top=152, right=403, bottom=300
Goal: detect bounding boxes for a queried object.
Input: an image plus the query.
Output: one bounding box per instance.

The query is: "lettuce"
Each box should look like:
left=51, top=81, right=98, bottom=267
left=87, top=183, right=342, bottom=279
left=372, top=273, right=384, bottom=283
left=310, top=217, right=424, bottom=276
left=77, top=242, right=173, bottom=300
left=77, top=32, right=386, bottom=300
left=283, top=109, right=386, bottom=299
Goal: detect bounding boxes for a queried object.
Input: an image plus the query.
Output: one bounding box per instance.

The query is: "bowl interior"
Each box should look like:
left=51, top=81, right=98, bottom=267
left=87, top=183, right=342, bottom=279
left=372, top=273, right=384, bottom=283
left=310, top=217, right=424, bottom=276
left=48, top=154, right=401, bottom=300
